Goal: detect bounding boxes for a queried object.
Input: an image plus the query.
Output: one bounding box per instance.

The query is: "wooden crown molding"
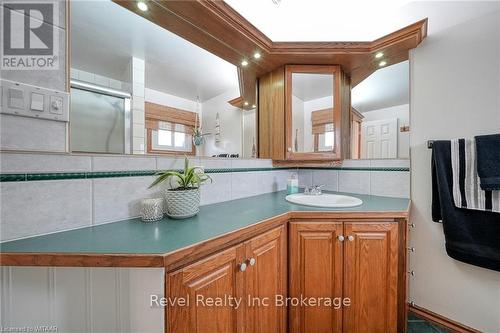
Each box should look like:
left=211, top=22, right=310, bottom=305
left=113, top=0, right=427, bottom=105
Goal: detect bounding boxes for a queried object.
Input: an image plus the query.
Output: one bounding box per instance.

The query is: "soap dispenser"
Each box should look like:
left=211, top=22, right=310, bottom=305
left=287, top=173, right=299, bottom=194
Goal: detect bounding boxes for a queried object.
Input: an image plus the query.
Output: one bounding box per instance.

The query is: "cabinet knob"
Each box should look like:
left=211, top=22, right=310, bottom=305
left=338, top=235, right=345, bottom=242
left=239, top=262, right=247, bottom=272
left=348, top=235, right=355, bottom=242
left=248, top=258, right=256, bottom=266
left=409, top=223, right=416, bottom=228
left=287, top=147, right=292, bottom=152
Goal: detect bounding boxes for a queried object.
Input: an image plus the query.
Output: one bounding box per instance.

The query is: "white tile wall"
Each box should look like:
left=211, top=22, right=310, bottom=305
left=312, top=170, right=339, bottom=191
left=0, top=115, right=67, bottom=152
left=92, top=155, right=156, bottom=172
left=231, top=158, right=273, bottom=168
left=338, top=171, right=371, bottom=194
left=0, top=153, right=410, bottom=241
left=370, top=171, right=410, bottom=198
left=0, top=153, right=91, bottom=173
left=200, top=158, right=232, bottom=169
left=231, top=171, right=262, bottom=200
left=0, top=180, right=93, bottom=241
left=341, top=159, right=371, bottom=167
left=0, top=153, right=291, bottom=240
left=200, top=173, right=232, bottom=205
left=72, top=68, right=126, bottom=91
left=156, top=156, right=200, bottom=170
left=298, top=159, right=410, bottom=198
left=130, top=58, right=146, bottom=154
left=370, top=159, right=411, bottom=168
left=297, top=170, right=313, bottom=188
left=93, top=176, right=160, bottom=224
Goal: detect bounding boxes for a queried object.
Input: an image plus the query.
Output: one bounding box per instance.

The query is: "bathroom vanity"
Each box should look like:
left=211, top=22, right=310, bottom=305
left=0, top=191, right=410, bottom=333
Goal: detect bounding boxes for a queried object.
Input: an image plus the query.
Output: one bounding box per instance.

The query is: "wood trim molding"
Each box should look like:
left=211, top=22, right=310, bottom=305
left=113, top=0, right=428, bottom=108
left=0, top=210, right=408, bottom=268
left=408, top=304, right=481, bottom=333
left=284, top=65, right=342, bottom=161
left=0, top=253, right=165, bottom=267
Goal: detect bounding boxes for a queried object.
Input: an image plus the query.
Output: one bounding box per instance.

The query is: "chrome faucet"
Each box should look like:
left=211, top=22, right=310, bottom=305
left=304, top=185, right=325, bottom=195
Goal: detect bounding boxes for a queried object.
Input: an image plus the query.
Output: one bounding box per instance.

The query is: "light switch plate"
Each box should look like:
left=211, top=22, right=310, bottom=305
left=30, top=93, right=45, bottom=111
left=0, top=79, right=69, bottom=122
left=8, top=88, right=24, bottom=109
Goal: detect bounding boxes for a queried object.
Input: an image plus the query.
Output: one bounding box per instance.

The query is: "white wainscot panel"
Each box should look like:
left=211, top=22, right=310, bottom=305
left=1, top=267, right=164, bottom=333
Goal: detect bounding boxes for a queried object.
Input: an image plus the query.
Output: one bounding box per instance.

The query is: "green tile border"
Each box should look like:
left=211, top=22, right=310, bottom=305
left=0, top=166, right=409, bottom=182
left=301, top=167, right=410, bottom=172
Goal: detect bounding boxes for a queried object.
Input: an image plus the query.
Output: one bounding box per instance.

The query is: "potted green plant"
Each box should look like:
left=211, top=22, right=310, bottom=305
left=149, top=157, right=211, bottom=219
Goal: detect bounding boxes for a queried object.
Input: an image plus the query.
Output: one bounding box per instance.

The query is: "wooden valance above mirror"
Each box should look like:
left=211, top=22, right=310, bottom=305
left=145, top=102, right=197, bottom=130
left=114, top=1, right=427, bottom=109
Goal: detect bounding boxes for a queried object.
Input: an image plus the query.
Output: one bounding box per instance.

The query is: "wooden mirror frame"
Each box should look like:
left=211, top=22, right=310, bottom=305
left=285, top=65, right=342, bottom=161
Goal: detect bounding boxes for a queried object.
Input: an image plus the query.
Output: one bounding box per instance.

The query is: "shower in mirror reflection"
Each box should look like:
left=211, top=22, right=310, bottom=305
left=70, top=0, right=255, bottom=158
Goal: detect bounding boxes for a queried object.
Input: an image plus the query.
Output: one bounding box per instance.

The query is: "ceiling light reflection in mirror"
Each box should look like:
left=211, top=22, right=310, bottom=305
left=71, top=0, right=257, bottom=158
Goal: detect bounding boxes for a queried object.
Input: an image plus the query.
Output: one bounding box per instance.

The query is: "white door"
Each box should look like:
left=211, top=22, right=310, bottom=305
left=361, top=118, right=398, bottom=159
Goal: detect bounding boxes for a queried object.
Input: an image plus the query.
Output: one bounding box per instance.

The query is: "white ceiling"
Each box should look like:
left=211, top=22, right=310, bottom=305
left=352, top=61, right=409, bottom=112
left=225, top=0, right=500, bottom=41
left=292, top=74, right=333, bottom=101
left=71, top=1, right=239, bottom=102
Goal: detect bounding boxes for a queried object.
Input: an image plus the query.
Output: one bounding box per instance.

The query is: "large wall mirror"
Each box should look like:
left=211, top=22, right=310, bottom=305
left=350, top=61, right=409, bottom=159
left=70, top=0, right=257, bottom=158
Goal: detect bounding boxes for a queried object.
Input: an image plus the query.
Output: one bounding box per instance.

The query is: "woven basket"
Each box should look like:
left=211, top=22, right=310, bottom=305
left=163, top=188, right=200, bottom=219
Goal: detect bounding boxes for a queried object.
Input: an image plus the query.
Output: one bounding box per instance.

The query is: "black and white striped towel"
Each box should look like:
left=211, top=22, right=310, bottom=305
left=451, top=138, right=500, bottom=213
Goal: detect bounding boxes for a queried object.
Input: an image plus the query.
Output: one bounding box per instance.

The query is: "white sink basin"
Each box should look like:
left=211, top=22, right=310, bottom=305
left=285, top=193, right=363, bottom=208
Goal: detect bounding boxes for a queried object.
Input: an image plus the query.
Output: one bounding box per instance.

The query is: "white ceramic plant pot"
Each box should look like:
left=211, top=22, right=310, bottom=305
left=163, top=188, right=200, bottom=219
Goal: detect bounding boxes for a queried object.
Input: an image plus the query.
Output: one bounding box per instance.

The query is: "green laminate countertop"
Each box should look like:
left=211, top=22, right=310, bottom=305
left=0, top=191, right=409, bottom=255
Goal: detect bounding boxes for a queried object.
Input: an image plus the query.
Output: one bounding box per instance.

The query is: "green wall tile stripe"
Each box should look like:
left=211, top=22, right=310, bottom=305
left=301, top=167, right=410, bottom=172
left=0, top=174, right=27, bottom=182
left=0, top=166, right=408, bottom=182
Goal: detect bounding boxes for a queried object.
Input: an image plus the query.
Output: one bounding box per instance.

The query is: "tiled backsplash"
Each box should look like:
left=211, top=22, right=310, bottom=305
left=298, top=159, right=410, bottom=198
left=0, top=153, right=290, bottom=241
left=0, top=153, right=409, bottom=241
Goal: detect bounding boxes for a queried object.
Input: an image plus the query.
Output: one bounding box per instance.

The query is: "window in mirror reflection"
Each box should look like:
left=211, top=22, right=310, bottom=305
left=291, top=73, right=335, bottom=154
left=158, top=130, right=172, bottom=146
left=70, top=0, right=257, bottom=158
left=151, top=122, right=192, bottom=153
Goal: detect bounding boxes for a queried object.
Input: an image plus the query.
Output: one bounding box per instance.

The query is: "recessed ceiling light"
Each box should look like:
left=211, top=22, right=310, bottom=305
left=137, top=1, right=148, bottom=11
left=253, top=52, right=261, bottom=59
left=241, top=60, right=248, bottom=67
left=379, top=61, right=387, bottom=67
left=244, top=101, right=249, bottom=106
left=375, top=52, right=384, bottom=58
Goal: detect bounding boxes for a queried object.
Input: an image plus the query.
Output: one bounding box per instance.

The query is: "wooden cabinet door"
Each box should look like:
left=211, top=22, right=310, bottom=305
left=167, top=244, right=245, bottom=333
left=343, top=222, right=399, bottom=333
left=244, top=226, right=287, bottom=333
left=289, top=222, right=344, bottom=333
